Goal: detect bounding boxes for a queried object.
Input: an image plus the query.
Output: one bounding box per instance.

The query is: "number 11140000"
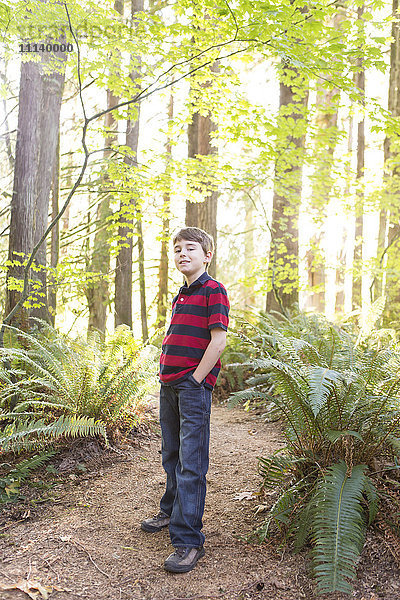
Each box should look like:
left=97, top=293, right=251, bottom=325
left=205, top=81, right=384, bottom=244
left=19, top=42, right=73, bottom=52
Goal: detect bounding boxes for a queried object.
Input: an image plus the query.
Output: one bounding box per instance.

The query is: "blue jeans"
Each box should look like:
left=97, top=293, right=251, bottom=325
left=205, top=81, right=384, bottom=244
left=159, top=373, right=212, bottom=548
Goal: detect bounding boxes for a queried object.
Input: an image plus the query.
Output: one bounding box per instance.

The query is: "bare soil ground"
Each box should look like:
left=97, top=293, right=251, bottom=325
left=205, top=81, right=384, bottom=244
left=0, top=399, right=398, bottom=600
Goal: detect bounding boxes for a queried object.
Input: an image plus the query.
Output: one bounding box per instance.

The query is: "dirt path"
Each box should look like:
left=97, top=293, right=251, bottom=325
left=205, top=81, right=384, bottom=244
left=0, top=402, right=398, bottom=600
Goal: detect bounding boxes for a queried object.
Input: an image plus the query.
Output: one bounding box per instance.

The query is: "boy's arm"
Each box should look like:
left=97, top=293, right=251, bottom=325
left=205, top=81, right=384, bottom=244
left=192, top=327, right=227, bottom=383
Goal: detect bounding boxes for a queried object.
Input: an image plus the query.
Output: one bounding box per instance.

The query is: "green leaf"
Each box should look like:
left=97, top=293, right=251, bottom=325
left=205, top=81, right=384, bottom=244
left=326, top=430, right=364, bottom=443
left=307, top=367, right=344, bottom=416
left=313, top=461, right=367, bottom=594
left=363, top=478, right=379, bottom=526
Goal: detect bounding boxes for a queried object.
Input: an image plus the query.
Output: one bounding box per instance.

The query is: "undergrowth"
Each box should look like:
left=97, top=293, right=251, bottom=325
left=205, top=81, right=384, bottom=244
left=0, top=321, right=158, bottom=505
left=229, top=306, right=400, bottom=595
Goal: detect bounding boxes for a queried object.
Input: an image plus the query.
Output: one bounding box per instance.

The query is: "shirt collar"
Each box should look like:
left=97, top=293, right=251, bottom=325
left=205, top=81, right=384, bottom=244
left=180, top=271, right=212, bottom=292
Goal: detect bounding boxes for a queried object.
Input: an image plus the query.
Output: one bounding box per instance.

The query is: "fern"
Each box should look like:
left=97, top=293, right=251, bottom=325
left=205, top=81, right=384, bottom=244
left=0, top=451, right=55, bottom=503
left=256, top=475, right=311, bottom=541
left=363, top=477, right=379, bottom=526
left=313, top=462, right=367, bottom=594
left=294, top=501, right=315, bottom=552
left=230, top=309, right=400, bottom=594
left=0, top=415, right=107, bottom=452
left=0, top=323, right=158, bottom=437
left=306, top=367, right=345, bottom=417
left=258, top=452, right=295, bottom=489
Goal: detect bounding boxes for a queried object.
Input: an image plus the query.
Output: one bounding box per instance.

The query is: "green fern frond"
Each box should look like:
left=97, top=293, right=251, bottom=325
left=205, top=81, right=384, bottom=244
left=313, top=461, right=367, bottom=594
left=295, top=501, right=315, bottom=552
left=306, top=367, right=345, bottom=417
left=0, top=411, right=38, bottom=420
left=0, top=415, right=107, bottom=452
left=11, top=399, right=68, bottom=413
left=355, top=297, right=386, bottom=346
left=291, top=338, right=324, bottom=366
left=325, top=430, right=363, bottom=444
left=258, top=451, right=295, bottom=489
left=6, top=451, right=56, bottom=480
left=363, top=478, right=379, bottom=526
left=256, top=477, right=309, bottom=541
left=228, top=388, right=265, bottom=408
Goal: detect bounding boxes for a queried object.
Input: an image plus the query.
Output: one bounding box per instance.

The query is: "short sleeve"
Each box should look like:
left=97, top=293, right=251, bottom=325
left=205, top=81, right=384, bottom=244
left=207, top=283, right=230, bottom=331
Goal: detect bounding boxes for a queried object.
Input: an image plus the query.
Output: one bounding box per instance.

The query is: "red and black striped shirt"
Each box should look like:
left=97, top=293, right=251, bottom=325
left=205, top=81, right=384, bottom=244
left=159, top=271, right=230, bottom=389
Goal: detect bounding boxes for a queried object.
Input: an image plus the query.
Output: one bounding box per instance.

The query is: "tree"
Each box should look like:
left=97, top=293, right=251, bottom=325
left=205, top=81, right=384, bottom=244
left=265, top=61, right=308, bottom=314
left=5, top=46, right=66, bottom=327
left=374, top=0, right=400, bottom=319
left=48, top=133, right=60, bottom=325
left=243, top=195, right=256, bottom=308
left=335, top=113, right=354, bottom=314
left=352, top=5, right=365, bottom=310
left=305, top=80, right=340, bottom=314
left=186, top=63, right=219, bottom=279
left=156, top=92, right=173, bottom=330
left=114, top=0, right=144, bottom=330
left=304, top=9, right=342, bottom=313
left=86, top=0, right=123, bottom=336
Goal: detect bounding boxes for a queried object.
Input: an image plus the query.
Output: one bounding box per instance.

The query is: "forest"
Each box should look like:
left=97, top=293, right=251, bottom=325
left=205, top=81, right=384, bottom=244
left=1, top=0, right=400, bottom=598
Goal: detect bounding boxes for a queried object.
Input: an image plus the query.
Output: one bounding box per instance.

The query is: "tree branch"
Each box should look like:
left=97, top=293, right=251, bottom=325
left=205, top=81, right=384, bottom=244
left=0, top=0, right=346, bottom=345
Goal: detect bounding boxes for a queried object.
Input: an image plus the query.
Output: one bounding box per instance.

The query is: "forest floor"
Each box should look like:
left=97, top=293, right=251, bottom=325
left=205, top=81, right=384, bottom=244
left=0, top=397, right=399, bottom=600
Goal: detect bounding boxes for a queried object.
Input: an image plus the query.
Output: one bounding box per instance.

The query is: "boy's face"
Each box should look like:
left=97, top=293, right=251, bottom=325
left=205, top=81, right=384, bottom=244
left=173, top=238, right=212, bottom=281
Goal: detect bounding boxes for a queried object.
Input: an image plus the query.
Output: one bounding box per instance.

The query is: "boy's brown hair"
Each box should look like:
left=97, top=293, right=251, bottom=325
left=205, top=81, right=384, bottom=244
left=173, top=227, right=214, bottom=270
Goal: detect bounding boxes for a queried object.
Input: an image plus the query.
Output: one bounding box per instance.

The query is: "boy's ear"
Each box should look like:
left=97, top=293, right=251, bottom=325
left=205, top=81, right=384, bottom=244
left=204, top=251, right=213, bottom=264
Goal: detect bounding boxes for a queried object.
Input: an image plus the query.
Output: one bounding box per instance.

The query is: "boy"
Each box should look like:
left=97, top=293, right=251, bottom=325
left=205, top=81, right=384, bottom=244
left=141, top=227, right=230, bottom=573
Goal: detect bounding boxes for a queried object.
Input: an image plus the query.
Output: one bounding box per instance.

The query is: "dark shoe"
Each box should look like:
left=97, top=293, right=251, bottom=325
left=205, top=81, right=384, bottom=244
left=141, top=510, right=170, bottom=533
left=164, top=546, right=205, bottom=573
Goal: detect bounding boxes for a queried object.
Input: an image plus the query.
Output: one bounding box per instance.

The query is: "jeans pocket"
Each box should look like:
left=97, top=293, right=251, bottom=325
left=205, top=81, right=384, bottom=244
left=188, top=372, right=205, bottom=387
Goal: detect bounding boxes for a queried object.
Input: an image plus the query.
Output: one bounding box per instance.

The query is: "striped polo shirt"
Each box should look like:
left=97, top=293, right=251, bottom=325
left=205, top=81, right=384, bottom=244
left=159, top=271, right=230, bottom=389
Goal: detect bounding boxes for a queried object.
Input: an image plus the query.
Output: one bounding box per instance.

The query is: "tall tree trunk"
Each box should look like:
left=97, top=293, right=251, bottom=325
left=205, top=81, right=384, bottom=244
left=5, top=60, right=39, bottom=328
left=87, top=88, right=120, bottom=334
left=60, top=151, right=73, bottom=258
left=137, top=219, right=148, bottom=341
left=156, top=92, right=173, bottom=330
left=352, top=7, right=365, bottom=310
left=0, top=60, right=15, bottom=171
left=265, top=63, right=308, bottom=314
left=87, top=0, right=123, bottom=335
left=335, top=115, right=354, bottom=313
left=186, top=63, right=219, bottom=279
left=31, top=58, right=65, bottom=323
left=114, top=0, right=144, bottom=329
left=375, top=0, right=400, bottom=309
left=48, top=133, right=60, bottom=325
left=186, top=109, right=199, bottom=225
left=5, top=46, right=65, bottom=327
left=305, top=80, right=340, bottom=313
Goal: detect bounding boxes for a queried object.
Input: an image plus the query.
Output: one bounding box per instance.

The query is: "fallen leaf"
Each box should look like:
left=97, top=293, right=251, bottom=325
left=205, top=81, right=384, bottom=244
left=233, top=491, right=256, bottom=501
left=0, top=579, right=52, bottom=599
left=254, top=504, right=270, bottom=514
